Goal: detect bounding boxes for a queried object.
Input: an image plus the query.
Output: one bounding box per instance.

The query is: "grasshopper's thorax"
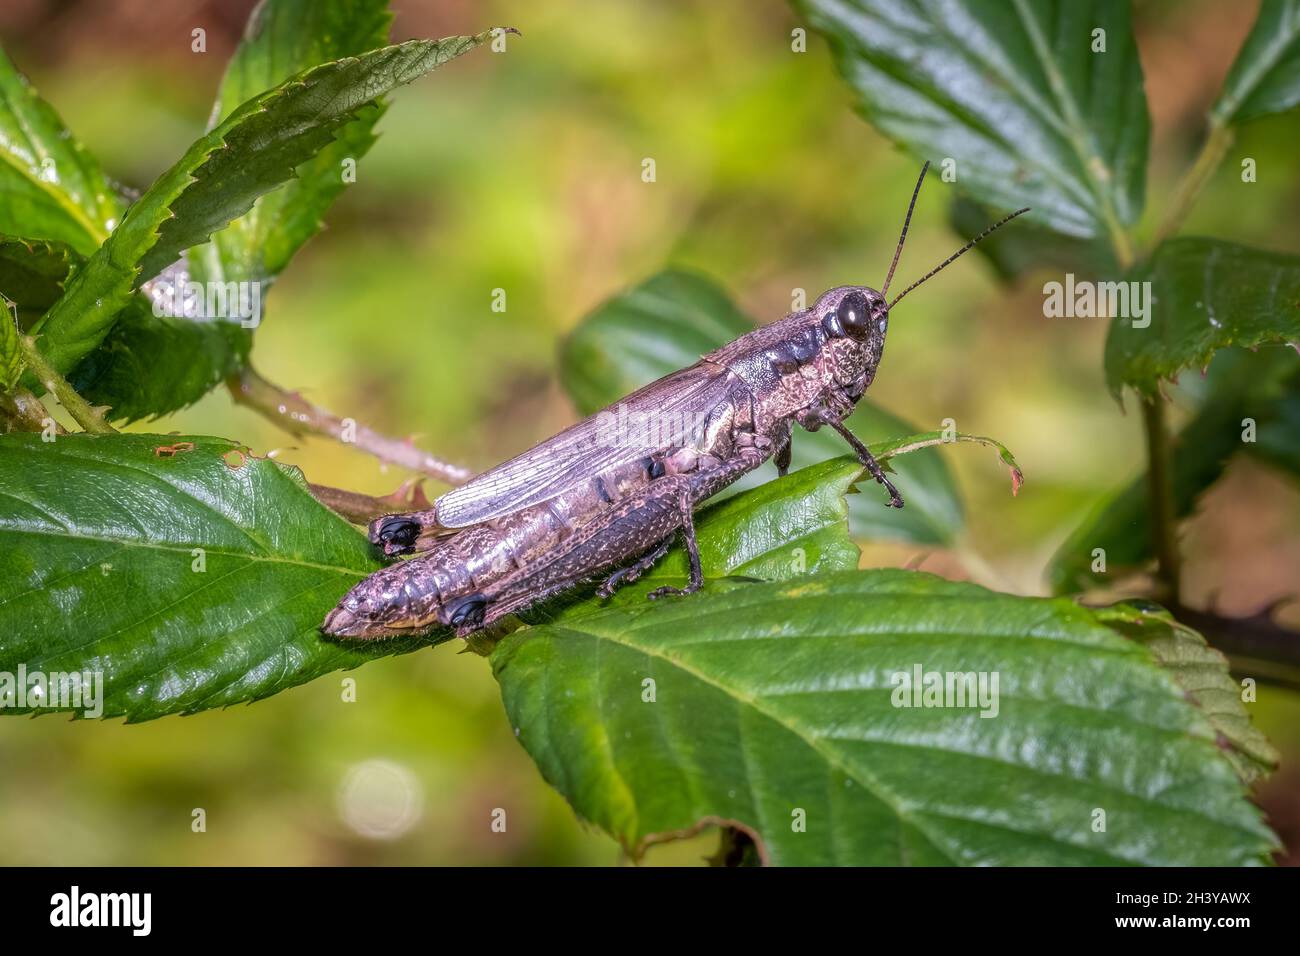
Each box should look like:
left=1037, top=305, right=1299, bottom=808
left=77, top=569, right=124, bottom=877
left=703, top=285, right=889, bottom=437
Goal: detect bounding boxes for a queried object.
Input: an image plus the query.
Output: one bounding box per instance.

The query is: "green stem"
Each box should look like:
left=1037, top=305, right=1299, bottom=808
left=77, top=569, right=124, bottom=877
left=1124, top=122, right=1235, bottom=609
left=1109, top=223, right=1135, bottom=273
left=1149, top=122, right=1234, bottom=253
left=17, top=335, right=116, bottom=435
left=1141, top=397, right=1180, bottom=606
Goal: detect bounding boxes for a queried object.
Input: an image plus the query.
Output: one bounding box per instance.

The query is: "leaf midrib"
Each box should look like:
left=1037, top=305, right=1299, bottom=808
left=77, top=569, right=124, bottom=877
left=1009, top=0, right=1131, bottom=243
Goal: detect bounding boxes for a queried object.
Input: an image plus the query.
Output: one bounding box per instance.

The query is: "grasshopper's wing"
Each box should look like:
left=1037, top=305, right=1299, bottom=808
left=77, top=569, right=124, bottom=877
left=435, top=361, right=735, bottom=528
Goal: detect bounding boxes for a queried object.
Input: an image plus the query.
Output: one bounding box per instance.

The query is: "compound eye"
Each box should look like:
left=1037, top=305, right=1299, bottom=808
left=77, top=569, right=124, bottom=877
left=836, top=291, right=871, bottom=341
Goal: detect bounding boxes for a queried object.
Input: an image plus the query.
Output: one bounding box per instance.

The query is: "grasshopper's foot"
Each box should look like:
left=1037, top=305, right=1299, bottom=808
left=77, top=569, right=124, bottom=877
left=597, top=572, right=632, bottom=600
left=774, top=433, right=791, bottom=478
left=598, top=561, right=650, bottom=598
left=648, top=581, right=701, bottom=601
left=879, top=476, right=904, bottom=509
left=862, top=450, right=904, bottom=508
left=598, top=538, right=673, bottom=599
left=823, top=417, right=905, bottom=509
left=640, top=483, right=705, bottom=603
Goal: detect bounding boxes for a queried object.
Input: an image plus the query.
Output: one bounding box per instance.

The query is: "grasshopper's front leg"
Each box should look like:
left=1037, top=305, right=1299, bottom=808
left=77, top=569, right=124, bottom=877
left=824, top=417, right=904, bottom=509
left=773, top=422, right=792, bottom=478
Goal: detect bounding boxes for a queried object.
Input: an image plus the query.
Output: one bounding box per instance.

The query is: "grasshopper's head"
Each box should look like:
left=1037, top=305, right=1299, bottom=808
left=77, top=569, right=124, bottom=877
left=807, top=285, right=890, bottom=409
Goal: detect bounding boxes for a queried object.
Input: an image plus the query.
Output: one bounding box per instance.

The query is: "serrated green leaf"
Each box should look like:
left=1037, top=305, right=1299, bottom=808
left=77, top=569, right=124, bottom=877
left=1095, top=602, right=1280, bottom=785
left=0, top=47, right=123, bottom=255
left=796, top=0, right=1149, bottom=240
left=66, top=294, right=251, bottom=423
left=32, top=33, right=494, bottom=377
left=192, top=0, right=394, bottom=284
left=0, top=433, right=430, bottom=721
left=492, top=568, right=1276, bottom=865
left=1048, top=349, right=1299, bottom=593
left=1211, top=0, right=1300, bottom=126
left=1104, top=238, right=1300, bottom=400
left=559, top=269, right=968, bottom=545
left=0, top=240, right=252, bottom=421
left=0, top=235, right=79, bottom=324
left=0, top=297, right=22, bottom=390
left=67, top=2, right=405, bottom=422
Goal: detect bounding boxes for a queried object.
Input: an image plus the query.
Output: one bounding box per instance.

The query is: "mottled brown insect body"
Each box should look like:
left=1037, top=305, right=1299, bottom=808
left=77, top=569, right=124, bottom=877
left=322, top=165, right=1028, bottom=638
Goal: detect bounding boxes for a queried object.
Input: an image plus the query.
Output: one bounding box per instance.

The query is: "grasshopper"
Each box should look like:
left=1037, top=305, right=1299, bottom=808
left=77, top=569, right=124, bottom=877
left=323, top=164, right=1028, bottom=639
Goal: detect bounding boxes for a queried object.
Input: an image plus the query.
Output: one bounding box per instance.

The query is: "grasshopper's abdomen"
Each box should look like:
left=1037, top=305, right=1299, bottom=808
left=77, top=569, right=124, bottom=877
left=323, top=456, right=666, bottom=638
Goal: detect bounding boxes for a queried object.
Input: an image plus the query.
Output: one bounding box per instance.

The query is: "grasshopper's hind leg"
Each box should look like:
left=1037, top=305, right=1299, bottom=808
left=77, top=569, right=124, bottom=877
left=646, top=447, right=768, bottom=601
left=647, top=485, right=703, bottom=600
left=474, top=449, right=766, bottom=626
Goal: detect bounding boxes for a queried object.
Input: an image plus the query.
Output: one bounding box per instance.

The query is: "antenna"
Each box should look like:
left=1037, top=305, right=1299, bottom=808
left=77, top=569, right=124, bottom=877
left=887, top=206, right=1031, bottom=309
left=880, top=161, right=929, bottom=297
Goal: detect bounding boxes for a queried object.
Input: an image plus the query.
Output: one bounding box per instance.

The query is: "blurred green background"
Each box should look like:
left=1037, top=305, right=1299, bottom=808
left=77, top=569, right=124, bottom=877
left=0, top=0, right=1297, bottom=865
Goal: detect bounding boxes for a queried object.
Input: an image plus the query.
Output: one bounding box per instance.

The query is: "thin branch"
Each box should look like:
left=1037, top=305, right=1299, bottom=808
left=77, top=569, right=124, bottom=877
left=308, top=479, right=432, bottom=525
left=1149, top=121, right=1234, bottom=253
left=17, top=335, right=116, bottom=434
left=1141, top=397, right=1181, bottom=607
left=227, top=365, right=474, bottom=486
left=0, top=386, right=66, bottom=434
